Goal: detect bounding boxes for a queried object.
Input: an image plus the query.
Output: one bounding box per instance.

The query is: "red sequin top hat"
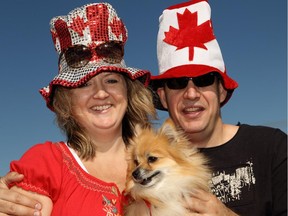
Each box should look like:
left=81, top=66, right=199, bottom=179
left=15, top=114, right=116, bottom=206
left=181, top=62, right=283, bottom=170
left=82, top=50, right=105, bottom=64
left=40, top=2, right=151, bottom=110
left=151, top=0, right=238, bottom=110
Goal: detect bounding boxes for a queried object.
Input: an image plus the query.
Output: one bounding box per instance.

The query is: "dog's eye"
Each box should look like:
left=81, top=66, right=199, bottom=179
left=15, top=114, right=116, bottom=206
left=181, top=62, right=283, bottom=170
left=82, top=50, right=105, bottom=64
left=147, top=156, right=158, bottom=163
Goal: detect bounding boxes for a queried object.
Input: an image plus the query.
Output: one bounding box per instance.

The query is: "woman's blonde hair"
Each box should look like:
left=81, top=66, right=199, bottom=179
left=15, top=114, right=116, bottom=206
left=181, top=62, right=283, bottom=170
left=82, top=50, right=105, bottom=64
left=52, top=74, right=157, bottom=160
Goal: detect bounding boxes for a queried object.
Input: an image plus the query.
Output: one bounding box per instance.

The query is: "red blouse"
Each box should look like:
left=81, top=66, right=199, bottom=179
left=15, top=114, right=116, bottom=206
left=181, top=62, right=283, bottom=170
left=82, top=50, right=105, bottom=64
left=10, top=142, right=124, bottom=216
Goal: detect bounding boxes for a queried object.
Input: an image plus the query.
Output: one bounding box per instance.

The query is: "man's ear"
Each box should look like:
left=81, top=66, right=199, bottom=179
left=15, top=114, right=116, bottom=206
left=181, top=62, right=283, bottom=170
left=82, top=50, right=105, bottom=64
left=157, top=87, right=168, bottom=109
left=219, top=82, right=227, bottom=104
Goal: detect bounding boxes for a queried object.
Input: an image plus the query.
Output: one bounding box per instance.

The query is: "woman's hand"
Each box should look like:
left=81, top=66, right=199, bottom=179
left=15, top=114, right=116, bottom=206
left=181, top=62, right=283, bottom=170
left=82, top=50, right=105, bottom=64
left=184, top=189, right=239, bottom=216
left=0, top=172, right=41, bottom=216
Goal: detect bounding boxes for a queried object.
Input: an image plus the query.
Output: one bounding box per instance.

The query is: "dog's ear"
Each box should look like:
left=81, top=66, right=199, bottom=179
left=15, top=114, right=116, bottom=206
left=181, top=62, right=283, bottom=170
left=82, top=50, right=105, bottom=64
left=134, top=124, right=143, bottom=137
left=158, top=118, right=181, bottom=143
left=134, top=121, right=153, bottom=137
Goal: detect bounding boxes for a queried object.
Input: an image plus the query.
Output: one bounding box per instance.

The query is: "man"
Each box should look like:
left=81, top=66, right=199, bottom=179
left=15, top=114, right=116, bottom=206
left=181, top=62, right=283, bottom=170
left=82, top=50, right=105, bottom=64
left=150, top=0, right=287, bottom=215
left=0, top=0, right=286, bottom=215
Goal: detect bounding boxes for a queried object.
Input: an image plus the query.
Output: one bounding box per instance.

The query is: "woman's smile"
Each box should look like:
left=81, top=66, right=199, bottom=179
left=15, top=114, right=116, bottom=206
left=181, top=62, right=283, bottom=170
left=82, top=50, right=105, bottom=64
left=90, top=104, right=112, bottom=112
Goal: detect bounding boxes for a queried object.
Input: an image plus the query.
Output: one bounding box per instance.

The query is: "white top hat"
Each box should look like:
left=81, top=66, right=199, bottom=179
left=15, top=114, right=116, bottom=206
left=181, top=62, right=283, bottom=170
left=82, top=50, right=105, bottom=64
left=151, top=0, right=238, bottom=110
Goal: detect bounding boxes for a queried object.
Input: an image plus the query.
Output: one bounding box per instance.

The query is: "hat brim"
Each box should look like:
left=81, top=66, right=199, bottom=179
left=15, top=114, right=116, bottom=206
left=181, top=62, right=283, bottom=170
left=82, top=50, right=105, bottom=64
left=40, top=62, right=150, bottom=111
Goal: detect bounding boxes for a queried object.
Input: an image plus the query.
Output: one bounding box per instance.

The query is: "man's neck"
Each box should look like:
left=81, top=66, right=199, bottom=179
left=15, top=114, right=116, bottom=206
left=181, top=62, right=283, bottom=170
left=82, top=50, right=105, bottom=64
left=187, top=124, right=239, bottom=148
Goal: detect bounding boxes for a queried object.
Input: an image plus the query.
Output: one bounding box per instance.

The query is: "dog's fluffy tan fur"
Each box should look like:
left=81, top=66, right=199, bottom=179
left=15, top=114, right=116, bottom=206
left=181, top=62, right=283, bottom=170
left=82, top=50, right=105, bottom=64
left=124, top=118, right=211, bottom=216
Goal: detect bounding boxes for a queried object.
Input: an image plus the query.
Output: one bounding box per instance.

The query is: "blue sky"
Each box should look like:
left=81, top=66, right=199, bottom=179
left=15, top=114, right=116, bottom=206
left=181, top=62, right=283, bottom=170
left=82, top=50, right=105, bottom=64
left=0, top=0, right=286, bottom=176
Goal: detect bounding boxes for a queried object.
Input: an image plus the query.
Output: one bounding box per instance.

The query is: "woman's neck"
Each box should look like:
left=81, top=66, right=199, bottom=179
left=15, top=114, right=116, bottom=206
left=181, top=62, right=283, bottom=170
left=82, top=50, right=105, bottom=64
left=88, top=127, right=125, bottom=153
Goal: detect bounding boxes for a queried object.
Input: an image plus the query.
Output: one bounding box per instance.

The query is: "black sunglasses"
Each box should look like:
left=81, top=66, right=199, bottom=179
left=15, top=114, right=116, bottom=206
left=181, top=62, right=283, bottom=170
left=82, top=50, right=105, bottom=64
left=59, top=41, right=124, bottom=68
left=165, top=72, right=218, bottom=90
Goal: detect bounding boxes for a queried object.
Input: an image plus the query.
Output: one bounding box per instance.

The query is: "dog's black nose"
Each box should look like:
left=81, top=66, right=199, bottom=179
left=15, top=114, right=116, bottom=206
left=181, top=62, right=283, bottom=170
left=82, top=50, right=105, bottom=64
left=132, top=168, right=141, bottom=180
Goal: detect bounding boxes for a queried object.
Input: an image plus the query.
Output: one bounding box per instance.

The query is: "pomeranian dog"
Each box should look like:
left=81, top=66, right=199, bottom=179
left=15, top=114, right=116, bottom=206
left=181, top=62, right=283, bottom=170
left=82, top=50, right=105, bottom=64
left=124, top=118, right=211, bottom=216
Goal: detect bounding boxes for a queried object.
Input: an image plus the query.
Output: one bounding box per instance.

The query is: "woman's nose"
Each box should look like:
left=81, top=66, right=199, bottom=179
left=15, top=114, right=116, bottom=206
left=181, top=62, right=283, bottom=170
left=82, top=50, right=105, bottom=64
left=92, top=84, right=109, bottom=99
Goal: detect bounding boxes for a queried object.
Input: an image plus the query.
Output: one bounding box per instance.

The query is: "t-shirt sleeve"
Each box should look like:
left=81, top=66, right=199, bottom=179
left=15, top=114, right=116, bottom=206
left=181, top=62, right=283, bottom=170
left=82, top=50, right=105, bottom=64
left=9, top=142, right=63, bottom=200
left=271, top=129, right=287, bottom=215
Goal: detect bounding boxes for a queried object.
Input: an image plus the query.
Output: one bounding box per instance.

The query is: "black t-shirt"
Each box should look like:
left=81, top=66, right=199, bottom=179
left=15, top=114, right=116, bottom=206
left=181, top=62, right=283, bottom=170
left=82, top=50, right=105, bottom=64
left=200, top=124, right=287, bottom=216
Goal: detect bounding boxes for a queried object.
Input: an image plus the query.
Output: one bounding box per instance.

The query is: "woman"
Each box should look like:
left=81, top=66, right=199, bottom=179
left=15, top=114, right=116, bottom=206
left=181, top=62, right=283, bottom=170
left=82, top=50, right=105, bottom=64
left=0, top=2, right=156, bottom=216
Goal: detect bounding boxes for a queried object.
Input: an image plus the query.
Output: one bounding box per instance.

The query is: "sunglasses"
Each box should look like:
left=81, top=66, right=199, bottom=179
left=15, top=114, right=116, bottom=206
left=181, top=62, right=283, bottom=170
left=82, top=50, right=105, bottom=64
left=165, top=72, right=218, bottom=90
left=59, top=41, right=124, bottom=68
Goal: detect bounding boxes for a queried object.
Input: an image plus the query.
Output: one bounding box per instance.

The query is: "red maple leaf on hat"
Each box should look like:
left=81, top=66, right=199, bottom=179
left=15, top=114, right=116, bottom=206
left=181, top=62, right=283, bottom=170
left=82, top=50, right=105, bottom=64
left=164, top=9, right=215, bottom=61
left=70, top=16, right=87, bottom=36
left=110, top=18, right=127, bottom=43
